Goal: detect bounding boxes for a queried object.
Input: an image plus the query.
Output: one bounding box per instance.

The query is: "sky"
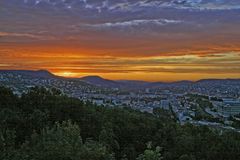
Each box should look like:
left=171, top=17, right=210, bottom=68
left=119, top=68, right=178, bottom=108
left=0, top=0, right=240, bottom=81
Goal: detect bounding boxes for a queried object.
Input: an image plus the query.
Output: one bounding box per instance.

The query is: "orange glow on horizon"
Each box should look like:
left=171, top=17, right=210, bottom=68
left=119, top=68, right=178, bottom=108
left=0, top=43, right=240, bottom=81
left=54, top=71, right=79, bottom=78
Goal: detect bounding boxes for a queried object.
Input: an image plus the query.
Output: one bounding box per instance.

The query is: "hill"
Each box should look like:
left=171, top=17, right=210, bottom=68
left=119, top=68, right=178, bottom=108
left=80, top=76, right=120, bottom=88
left=0, top=70, right=56, bottom=78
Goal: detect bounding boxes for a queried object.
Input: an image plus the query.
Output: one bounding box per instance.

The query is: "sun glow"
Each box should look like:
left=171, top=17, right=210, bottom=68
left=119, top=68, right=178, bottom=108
left=55, top=71, right=77, bottom=77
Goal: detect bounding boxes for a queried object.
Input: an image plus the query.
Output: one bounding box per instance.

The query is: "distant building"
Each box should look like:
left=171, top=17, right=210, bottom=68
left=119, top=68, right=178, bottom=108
left=92, top=99, right=104, bottom=106
left=219, top=99, right=240, bottom=116
left=160, top=99, right=170, bottom=110
left=141, top=107, right=153, bottom=114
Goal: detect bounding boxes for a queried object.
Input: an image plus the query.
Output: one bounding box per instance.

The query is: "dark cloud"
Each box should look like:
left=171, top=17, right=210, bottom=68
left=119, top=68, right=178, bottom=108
left=11, top=0, right=240, bottom=11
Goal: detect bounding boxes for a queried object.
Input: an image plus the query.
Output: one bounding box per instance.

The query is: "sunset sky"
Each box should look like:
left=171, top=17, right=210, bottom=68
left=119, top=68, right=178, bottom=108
left=1, top=0, right=240, bottom=81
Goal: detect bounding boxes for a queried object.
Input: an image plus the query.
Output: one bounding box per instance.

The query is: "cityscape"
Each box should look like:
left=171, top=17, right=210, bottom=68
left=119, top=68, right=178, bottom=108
left=1, top=70, right=240, bottom=132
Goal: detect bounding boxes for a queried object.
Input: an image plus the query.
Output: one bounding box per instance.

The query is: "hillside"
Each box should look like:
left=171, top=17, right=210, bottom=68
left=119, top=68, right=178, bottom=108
left=81, top=76, right=120, bottom=88
left=0, top=70, right=56, bottom=78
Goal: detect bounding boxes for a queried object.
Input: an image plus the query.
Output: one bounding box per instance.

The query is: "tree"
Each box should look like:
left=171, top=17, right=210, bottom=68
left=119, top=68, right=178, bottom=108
left=0, top=86, right=18, bottom=109
left=179, top=154, right=196, bottom=160
left=99, top=126, right=120, bottom=152
left=0, top=128, right=18, bottom=160
left=22, top=120, right=83, bottom=160
left=136, top=142, right=162, bottom=160
left=21, top=120, right=114, bottom=160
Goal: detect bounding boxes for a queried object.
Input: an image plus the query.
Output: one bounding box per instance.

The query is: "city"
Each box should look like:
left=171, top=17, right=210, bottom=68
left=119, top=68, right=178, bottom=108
left=1, top=70, right=240, bottom=132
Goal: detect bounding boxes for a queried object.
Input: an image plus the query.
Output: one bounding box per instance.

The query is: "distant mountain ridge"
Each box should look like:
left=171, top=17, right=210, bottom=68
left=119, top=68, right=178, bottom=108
left=0, top=70, right=240, bottom=89
left=196, top=79, right=240, bottom=83
left=0, top=70, right=56, bottom=78
left=80, top=76, right=120, bottom=88
left=80, top=75, right=240, bottom=89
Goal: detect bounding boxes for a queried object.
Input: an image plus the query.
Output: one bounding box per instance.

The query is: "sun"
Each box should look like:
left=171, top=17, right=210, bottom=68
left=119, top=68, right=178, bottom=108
left=56, top=71, right=76, bottom=77
left=62, top=72, right=73, bottom=77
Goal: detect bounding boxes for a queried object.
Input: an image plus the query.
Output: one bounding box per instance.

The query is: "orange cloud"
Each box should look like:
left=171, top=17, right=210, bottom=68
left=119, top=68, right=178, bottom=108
left=0, top=42, right=239, bottom=81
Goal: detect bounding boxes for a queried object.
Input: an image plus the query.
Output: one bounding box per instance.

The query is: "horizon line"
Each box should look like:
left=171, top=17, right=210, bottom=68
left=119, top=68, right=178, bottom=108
left=0, top=69, right=240, bottom=83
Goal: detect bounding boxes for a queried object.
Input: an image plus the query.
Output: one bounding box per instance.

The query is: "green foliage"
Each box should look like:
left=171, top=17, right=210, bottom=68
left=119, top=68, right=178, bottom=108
left=99, top=125, right=120, bottom=152
left=187, top=94, right=213, bottom=109
left=178, top=154, right=196, bottom=160
left=21, top=121, right=114, bottom=160
left=23, top=120, right=83, bottom=160
left=136, top=142, right=162, bottom=160
left=0, top=86, right=240, bottom=160
left=0, top=86, right=18, bottom=109
left=0, top=129, right=16, bottom=152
